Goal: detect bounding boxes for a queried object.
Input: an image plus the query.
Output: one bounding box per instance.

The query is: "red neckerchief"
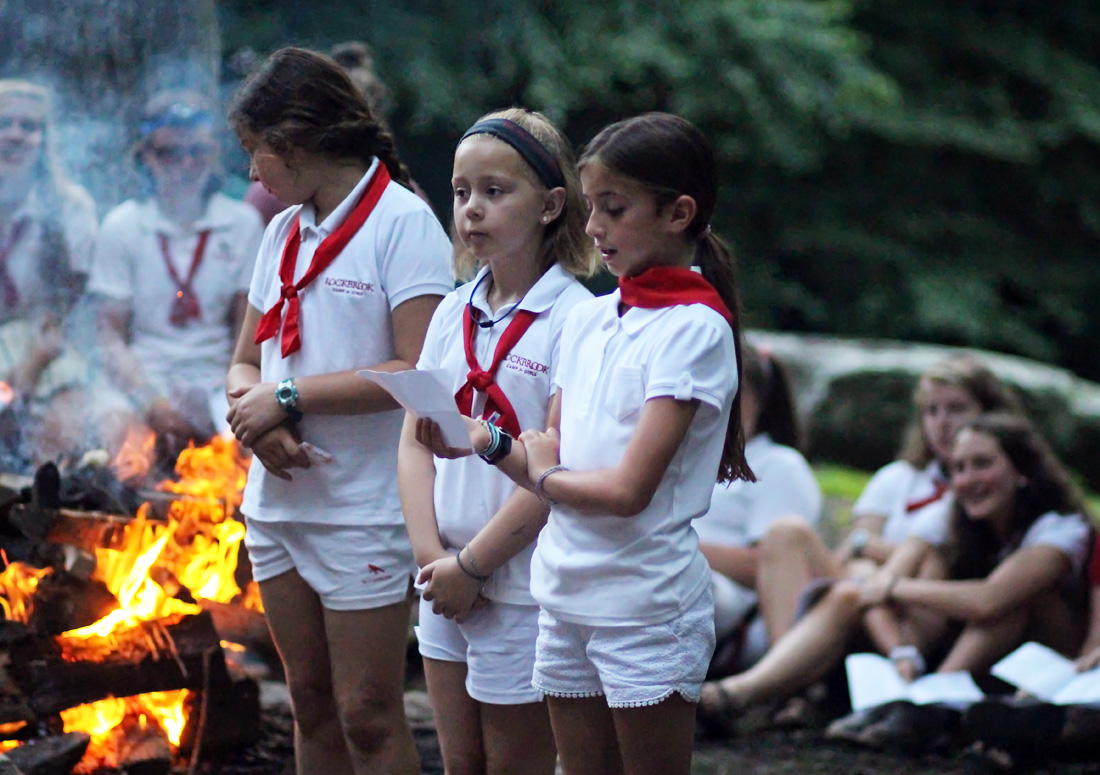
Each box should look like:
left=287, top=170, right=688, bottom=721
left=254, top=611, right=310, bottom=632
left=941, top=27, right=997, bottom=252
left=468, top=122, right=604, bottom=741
left=159, top=230, right=211, bottom=327
left=0, top=220, right=30, bottom=309
left=905, top=479, right=949, bottom=513
left=454, top=306, right=538, bottom=437
left=618, top=266, right=732, bottom=323
left=254, top=165, right=391, bottom=357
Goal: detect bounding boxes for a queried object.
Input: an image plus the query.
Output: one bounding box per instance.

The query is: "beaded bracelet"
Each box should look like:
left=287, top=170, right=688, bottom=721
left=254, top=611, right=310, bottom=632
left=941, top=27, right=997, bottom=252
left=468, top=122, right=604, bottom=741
left=534, top=464, right=568, bottom=506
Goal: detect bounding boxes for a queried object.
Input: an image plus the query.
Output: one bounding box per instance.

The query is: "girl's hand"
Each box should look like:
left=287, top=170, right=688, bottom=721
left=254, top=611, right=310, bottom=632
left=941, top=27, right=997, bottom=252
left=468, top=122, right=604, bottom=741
left=896, top=658, right=920, bottom=683
left=860, top=570, right=897, bottom=607
left=415, top=416, right=475, bottom=459
left=1076, top=645, right=1100, bottom=672
left=227, top=383, right=285, bottom=446
left=520, top=427, right=560, bottom=482
left=250, top=424, right=310, bottom=481
left=418, top=555, right=483, bottom=622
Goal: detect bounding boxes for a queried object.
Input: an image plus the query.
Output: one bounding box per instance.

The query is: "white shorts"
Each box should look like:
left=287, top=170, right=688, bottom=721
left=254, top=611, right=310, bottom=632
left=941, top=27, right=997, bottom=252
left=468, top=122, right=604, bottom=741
left=415, top=596, right=541, bottom=705
left=244, top=518, right=414, bottom=611
left=532, top=586, right=715, bottom=708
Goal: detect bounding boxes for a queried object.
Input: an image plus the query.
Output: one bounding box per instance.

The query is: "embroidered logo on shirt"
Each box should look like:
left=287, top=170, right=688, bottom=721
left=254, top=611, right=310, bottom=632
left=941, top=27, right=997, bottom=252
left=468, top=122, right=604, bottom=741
left=325, top=277, right=375, bottom=297
left=364, top=563, right=393, bottom=583
left=503, top=353, right=549, bottom=377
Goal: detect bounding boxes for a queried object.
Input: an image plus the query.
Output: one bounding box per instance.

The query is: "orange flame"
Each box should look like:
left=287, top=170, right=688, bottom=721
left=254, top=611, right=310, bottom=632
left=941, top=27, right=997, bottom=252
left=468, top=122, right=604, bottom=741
left=0, top=434, right=251, bottom=769
left=0, top=563, right=50, bottom=622
left=111, top=425, right=157, bottom=483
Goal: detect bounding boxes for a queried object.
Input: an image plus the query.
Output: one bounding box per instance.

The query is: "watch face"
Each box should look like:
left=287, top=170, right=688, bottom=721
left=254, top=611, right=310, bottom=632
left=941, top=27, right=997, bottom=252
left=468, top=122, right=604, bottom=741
left=277, top=384, right=294, bottom=402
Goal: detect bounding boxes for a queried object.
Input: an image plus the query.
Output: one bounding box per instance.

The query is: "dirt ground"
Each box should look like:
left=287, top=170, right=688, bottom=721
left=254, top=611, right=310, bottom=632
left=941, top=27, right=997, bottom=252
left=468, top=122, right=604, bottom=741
left=203, top=692, right=1100, bottom=775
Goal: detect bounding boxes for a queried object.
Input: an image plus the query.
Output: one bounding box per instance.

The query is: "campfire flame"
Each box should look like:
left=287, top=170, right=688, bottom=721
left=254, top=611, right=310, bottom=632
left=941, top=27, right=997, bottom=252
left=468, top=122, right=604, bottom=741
left=110, top=425, right=157, bottom=483
left=1, top=433, right=253, bottom=769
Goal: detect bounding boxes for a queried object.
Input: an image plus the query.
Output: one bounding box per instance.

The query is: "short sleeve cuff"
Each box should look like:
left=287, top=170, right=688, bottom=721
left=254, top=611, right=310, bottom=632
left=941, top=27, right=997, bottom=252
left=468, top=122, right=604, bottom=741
left=645, top=378, right=725, bottom=410
left=389, top=281, right=455, bottom=311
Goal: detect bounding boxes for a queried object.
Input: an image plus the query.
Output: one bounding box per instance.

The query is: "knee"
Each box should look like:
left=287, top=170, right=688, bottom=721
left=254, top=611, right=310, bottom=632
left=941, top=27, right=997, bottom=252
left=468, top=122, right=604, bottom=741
left=286, top=676, right=338, bottom=735
left=336, top=690, right=406, bottom=757
left=825, top=581, right=864, bottom=620
left=760, top=516, right=818, bottom=563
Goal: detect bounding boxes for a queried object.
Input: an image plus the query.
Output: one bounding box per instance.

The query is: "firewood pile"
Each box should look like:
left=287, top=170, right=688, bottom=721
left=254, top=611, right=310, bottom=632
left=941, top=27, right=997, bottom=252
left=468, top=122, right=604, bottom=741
left=0, top=441, right=266, bottom=775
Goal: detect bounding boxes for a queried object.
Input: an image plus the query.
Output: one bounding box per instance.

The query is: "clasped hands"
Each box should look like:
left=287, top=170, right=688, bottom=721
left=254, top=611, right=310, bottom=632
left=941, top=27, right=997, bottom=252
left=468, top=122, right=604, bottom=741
left=227, top=382, right=309, bottom=481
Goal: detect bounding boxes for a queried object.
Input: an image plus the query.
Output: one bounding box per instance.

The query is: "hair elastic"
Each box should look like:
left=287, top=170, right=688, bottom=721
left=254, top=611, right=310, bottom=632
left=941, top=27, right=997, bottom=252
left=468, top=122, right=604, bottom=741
left=460, top=118, right=565, bottom=190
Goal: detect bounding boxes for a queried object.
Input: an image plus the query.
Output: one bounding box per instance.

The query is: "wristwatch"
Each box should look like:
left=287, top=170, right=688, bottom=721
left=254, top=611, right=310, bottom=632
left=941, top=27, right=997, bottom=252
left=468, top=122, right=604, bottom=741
left=275, top=378, right=303, bottom=423
left=849, top=527, right=871, bottom=558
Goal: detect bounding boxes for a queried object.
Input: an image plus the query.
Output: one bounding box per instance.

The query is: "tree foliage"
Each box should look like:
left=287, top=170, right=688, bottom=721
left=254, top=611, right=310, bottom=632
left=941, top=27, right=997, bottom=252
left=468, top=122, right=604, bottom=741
left=219, top=0, right=1100, bottom=381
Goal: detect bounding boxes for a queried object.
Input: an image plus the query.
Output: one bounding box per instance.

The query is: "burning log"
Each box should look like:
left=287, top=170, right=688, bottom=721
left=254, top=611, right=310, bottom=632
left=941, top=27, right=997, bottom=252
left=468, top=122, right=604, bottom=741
left=3, top=731, right=89, bottom=775
left=6, top=612, right=227, bottom=720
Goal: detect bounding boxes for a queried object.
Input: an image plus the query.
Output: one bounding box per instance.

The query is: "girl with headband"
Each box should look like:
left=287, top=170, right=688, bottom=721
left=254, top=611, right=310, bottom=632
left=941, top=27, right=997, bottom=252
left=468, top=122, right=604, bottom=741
left=224, top=48, right=453, bottom=775
left=427, top=112, right=754, bottom=775
left=398, top=108, right=597, bottom=775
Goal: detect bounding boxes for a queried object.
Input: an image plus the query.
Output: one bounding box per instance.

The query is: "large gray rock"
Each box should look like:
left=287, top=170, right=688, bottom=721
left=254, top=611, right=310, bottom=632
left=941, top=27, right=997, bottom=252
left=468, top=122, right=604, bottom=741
left=750, top=331, right=1100, bottom=491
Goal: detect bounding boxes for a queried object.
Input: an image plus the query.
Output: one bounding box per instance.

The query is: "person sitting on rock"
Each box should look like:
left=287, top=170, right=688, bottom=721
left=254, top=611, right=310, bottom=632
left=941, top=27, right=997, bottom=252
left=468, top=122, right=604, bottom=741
left=748, top=355, right=1023, bottom=643
left=697, top=412, right=1092, bottom=749
left=88, top=89, right=264, bottom=463
left=694, top=342, right=822, bottom=677
left=961, top=529, right=1100, bottom=768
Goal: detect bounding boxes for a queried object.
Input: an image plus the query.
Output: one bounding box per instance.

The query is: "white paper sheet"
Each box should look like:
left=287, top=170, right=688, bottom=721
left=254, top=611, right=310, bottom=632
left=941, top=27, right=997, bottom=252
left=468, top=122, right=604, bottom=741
left=992, top=642, right=1078, bottom=702
left=358, top=368, right=469, bottom=448
left=992, top=641, right=1100, bottom=705
left=845, top=653, right=984, bottom=711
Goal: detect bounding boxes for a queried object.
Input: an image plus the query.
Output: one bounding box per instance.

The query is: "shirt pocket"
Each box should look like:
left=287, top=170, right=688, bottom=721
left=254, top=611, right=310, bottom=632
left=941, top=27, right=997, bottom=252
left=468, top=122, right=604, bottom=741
left=606, top=365, right=644, bottom=422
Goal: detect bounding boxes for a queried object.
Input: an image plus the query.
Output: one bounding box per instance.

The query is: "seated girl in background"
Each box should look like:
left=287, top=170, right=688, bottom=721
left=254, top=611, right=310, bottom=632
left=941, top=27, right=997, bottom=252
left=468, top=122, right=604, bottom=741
left=750, top=355, right=1023, bottom=648
left=694, top=342, right=821, bottom=674
left=399, top=108, right=596, bottom=775
left=89, top=89, right=264, bottom=460
left=698, top=412, right=1092, bottom=745
left=0, top=79, right=100, bottom=467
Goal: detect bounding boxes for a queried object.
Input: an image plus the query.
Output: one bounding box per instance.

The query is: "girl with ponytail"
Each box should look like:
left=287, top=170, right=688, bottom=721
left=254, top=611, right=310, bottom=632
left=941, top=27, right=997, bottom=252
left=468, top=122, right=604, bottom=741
left=225, top=47, right=454, bottom=775
left=430, top=112, right=753, bottom=775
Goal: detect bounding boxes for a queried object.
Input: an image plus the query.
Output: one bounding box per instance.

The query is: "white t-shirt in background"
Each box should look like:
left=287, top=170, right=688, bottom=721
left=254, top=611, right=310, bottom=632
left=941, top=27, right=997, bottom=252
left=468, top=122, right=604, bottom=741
left=88, top=192, right=264, bottom=394
left=241, top=160, right=454, bottom=526
left=417, top=263, right=592, bottom=604
left=852, top=459, right=948, bottom=544
left=530, top=291, right=738, bottom=627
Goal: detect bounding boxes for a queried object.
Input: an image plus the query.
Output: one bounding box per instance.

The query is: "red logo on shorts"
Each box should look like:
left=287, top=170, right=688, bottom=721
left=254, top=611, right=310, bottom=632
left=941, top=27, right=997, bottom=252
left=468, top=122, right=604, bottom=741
left=368, top=564, right=386, bottom=574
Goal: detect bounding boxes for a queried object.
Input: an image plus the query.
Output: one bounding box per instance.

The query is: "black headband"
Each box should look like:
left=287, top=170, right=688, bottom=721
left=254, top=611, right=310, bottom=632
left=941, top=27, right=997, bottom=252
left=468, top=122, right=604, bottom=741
left=459, top=118, right=566, bottom=190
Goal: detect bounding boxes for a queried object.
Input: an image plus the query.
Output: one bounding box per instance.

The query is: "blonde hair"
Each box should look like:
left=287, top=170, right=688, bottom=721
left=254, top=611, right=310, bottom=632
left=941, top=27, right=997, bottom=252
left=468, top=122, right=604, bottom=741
left=452, top=108, right=598, bottom=281
left=0, top=80, right=64, bottom=199
left=899, top=354, right=1024, bottom=467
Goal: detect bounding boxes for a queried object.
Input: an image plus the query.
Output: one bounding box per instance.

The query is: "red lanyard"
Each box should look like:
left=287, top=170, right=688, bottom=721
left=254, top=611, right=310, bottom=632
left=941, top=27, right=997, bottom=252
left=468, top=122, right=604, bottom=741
left=254, top=164, right=391, bottom=357
left=454, top=305, right=537, bottom=437
left=159, top=230, right=211, bottom=327
left=0, top=220, right=30, bottom=309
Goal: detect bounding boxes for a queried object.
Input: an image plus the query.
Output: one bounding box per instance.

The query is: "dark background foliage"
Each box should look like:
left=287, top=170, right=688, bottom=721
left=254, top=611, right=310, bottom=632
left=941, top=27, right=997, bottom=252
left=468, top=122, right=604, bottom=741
left=221, top=1, right=1099, bottom=382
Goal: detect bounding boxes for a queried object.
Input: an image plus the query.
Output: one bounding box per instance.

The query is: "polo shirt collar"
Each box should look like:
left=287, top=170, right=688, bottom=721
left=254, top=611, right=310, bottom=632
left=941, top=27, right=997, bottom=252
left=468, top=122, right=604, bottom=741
left=143, top=192, right=237, bottom=236
left=598, top=289, right=665, bottom=336
left=299, top=157, right=380, bottom=239
left=467, top=262, right=577, bottom=319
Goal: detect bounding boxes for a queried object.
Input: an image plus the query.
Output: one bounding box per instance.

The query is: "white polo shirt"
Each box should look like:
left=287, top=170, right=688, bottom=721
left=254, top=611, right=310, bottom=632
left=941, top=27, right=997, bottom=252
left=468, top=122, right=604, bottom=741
left=88, top=192, right=264, bottom=394
left=852, top=459, right=949, bottom=544
left=1, top=180, right=97, bottom=323
left=416, top=263, right=592, bottom=604
left=530, top=290, right=738, bottom=626
left=695, top=433, right=822, bottom=548
left=242, top=160, right=454, bottom=526
left=910, top=507, right=1091, bottom=578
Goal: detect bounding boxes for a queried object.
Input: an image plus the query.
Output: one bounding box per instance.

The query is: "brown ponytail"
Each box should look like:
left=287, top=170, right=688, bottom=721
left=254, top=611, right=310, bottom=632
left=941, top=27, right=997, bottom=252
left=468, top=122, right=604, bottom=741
left=581, top=113, right=754, bottom=482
